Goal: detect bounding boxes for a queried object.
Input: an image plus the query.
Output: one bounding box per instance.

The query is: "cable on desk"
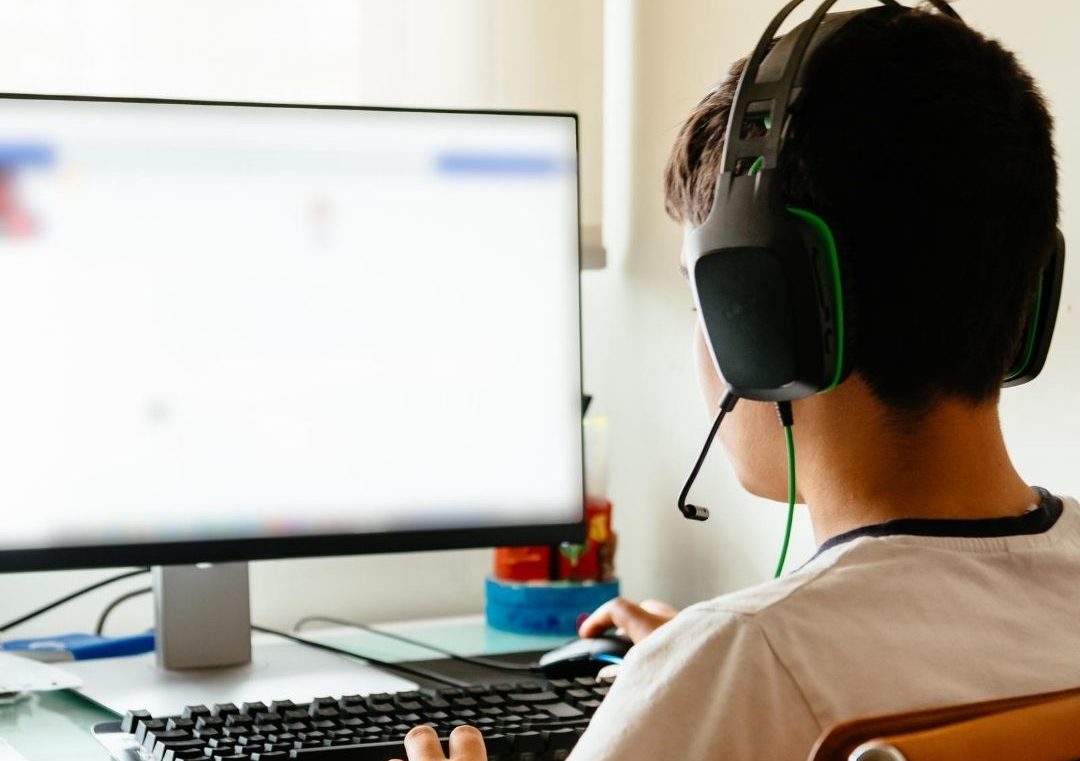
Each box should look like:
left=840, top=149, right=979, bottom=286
left=95, top=586, right=152, bottom=635
left=295, top=614, right=540, bottom=674
left=252, top=624, right=472, bottom=689
left=0, top=567, right=150, bottom=633
left=88, top=592, right=473, bottom=687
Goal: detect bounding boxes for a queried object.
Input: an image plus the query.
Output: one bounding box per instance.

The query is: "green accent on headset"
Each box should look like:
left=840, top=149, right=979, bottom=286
left=1004, top=277, right=1044, bottom=381
left=763, top=114, right=773, bottom=130
left=748, top=156, right=765, bottom=176
left=786, top=207, right=845, bottom=392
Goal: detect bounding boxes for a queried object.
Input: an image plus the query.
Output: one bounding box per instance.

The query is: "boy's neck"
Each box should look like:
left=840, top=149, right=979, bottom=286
left=797, top=377, right=1036, bottom=545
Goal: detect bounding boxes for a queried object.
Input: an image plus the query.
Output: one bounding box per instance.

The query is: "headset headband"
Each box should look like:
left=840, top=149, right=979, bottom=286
left=722, top=0, right=962, bottom=178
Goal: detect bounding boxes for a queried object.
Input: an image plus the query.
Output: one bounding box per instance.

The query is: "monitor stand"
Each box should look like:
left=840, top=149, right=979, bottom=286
left=66, top=562, right=418, bottom=716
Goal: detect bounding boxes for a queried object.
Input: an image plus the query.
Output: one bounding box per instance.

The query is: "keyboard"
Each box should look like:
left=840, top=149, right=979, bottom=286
left=114, top=676, right=611, bottom=761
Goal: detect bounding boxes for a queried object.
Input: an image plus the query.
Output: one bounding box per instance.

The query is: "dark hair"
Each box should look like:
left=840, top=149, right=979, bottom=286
left=664, top=7, right=1058, bottom=414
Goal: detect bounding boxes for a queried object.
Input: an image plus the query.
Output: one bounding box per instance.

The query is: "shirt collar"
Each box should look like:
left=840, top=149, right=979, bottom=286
left=808, top=486, right=1063, bottom=563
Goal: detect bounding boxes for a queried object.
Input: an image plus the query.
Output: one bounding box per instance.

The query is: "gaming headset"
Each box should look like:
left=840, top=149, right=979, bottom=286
left=677, top=0, right=1066, bottom=543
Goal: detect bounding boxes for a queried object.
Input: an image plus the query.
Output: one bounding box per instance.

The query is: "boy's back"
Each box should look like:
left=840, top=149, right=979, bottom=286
left=573, top=491, right=1080, bottom=760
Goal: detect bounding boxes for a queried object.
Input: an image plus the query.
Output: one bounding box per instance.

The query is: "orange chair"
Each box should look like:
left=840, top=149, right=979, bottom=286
left=808, top=686, right=1080, bottom=761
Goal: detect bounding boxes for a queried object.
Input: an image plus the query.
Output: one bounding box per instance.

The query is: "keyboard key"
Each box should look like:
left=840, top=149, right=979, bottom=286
left=146, top=728, right=190, bottom=750
left=122, top=709, right=152, bottom=734
left=136, top=718, right=167, bottom=745
left=544, top=702, right=585, bottom=719
left=151, top=735, right=203, bottom=759
left=161, top=749, right=204, bottom=761
left=512, top=730, right=546, bottom=754
left=516, top=681, right=546, bottom=692
left=578, top=699, right=603, bottom=716
left=160, top=741, right=207, bottom=760
left=547, top=727, right=577, bottom=750
left=507, top=691, right=559, bottom=704
left=484, top=733, right=512, bottom=757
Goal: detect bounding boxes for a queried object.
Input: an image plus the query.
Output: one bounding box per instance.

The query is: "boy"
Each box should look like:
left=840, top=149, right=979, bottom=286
left=401, top=4, right=1078, bottom=760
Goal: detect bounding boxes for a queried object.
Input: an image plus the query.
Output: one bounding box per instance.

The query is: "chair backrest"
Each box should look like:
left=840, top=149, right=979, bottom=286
left=808, top=686, right=1080, bottom=761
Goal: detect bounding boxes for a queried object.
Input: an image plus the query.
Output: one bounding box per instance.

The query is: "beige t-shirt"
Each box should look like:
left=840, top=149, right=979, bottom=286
left=570, top=491, right=1080, bottom=761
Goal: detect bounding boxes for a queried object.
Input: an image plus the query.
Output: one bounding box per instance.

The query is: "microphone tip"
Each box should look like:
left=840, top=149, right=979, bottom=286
left=682, top=504, right=710, bottom=521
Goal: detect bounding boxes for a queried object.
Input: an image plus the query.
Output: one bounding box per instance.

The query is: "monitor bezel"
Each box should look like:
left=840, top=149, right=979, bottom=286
left=0, top=91, right=586, bottom=572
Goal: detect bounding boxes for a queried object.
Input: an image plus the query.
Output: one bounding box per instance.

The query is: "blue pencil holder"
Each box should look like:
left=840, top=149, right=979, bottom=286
left=484, top=577, right=620, bottom=636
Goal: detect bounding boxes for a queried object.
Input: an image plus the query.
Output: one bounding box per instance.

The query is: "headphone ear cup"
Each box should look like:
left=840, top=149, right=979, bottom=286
left=787, top=207, right=855, bottom=392
left=1003, top=228, right=1065, bottom=386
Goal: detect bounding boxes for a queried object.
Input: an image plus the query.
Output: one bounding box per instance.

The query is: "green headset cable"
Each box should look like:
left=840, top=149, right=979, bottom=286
left=775, top=401, right=796, bottom=578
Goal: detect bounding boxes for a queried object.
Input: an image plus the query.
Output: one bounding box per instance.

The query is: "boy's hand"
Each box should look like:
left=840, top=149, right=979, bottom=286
left=395, top=725, right=487, bottom=761
left=578, top=597, right=678, bottom=643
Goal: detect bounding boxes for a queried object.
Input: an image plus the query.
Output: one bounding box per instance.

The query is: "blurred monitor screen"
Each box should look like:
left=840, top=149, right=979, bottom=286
left=0, top=96, right=582, bottom=564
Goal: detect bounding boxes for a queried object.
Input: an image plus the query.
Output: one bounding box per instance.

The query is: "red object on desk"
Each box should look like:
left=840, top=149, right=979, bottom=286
left=493, top=545, right=552, bottom=582
left=557, top=496, right=614, bottom=582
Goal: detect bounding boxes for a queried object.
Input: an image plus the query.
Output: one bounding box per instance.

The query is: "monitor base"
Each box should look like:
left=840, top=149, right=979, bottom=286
left=66, top=638, right=418, bottom=716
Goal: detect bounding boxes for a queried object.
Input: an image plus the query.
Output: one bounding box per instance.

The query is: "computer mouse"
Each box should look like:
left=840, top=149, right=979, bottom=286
left=538, top=635, right=633, bottom=679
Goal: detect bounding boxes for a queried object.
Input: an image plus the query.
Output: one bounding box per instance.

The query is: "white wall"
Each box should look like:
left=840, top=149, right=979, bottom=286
left=2, top=0, right=1078, bottom=641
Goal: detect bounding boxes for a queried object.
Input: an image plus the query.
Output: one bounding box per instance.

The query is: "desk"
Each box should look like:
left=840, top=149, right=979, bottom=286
left=0, top=615, right=568, bottom=761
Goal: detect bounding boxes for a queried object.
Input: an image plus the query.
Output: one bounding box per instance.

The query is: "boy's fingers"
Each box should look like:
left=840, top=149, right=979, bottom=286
left=448, top=725, right=487, bottom=760
left=403, top=725, right=446, bottom=761
left=578, top=597, right=674, bottom=642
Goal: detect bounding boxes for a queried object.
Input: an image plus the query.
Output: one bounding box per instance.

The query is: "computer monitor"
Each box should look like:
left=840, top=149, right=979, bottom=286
left=0, top=94, right=584, bottom=711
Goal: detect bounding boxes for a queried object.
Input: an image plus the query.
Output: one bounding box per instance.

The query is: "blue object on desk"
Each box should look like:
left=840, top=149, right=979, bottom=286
left=1, top=632, right=154, bottom=661
left=485, top=577, right=619, bottom=635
